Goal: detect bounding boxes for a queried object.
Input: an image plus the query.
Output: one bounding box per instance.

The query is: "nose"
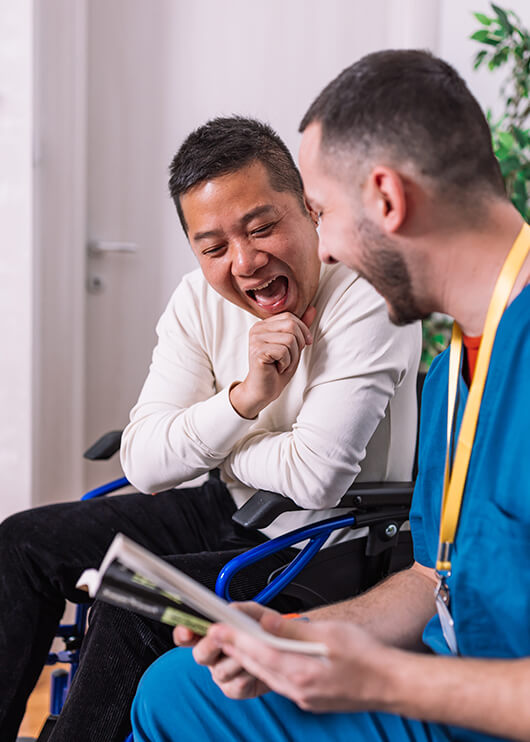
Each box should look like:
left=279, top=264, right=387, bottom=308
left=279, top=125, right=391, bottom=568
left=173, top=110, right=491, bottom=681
left=318, top=239, right=337, bottom=265
left=231, top=241, right=268, bottom=276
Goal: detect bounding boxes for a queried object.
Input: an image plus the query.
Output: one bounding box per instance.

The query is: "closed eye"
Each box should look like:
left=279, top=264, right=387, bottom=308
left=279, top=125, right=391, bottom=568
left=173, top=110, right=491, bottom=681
left=202, top=243, right=226, bottom=256
left=251, top=222, right=275, bottom=237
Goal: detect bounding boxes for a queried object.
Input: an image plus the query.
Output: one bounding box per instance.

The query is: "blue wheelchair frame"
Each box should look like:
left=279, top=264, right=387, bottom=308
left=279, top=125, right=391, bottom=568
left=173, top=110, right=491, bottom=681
left=45, top=476, right=130, bottom=716
left=45, top=479, right=411, bottom=736
left=41, top=398, right=419, bottom=742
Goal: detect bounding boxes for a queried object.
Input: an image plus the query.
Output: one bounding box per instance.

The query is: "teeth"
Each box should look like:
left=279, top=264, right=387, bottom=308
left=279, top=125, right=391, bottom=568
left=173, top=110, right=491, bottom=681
left=249, top=278, right=274, bottom=292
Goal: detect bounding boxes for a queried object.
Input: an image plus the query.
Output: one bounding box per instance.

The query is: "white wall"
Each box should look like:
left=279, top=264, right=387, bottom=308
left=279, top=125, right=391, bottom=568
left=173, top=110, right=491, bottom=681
left=155, top=0, right=530, bottom=298
left=149, top=0, right=402, bottom=301
left=0, top=1, right=34, bottom=520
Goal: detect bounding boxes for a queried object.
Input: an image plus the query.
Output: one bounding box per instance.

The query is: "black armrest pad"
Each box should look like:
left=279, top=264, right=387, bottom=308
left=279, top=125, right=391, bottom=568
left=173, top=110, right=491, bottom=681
left=338, top=481, right=414, bottom=508
left=232, top=490, right=301, bottom=529
left=232, top=481, right=414, bottom=530
left=83, top=430, right=123, bottom=461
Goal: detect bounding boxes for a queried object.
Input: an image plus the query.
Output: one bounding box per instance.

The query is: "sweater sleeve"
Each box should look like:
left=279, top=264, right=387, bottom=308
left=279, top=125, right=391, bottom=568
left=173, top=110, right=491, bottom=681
left=223, top=277, right=421, bottom=508
left=120, top=277, right=255, bottom=493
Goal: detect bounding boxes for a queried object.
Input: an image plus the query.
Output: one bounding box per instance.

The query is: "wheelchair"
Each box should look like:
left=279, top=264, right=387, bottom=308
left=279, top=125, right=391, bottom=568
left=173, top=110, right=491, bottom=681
left=37, top=374, right=423, bottom=741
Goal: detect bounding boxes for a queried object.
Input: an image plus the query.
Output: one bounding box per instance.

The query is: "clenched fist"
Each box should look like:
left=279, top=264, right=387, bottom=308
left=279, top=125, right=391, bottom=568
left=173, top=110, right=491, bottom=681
left=229, top=306, right=317, bottom=419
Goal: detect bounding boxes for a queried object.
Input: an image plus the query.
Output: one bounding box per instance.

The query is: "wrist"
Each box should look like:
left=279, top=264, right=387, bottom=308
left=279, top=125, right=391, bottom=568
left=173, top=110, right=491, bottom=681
left=367, top=645, right=410, bottom=714
left=229, top=381, right=263, bottom=420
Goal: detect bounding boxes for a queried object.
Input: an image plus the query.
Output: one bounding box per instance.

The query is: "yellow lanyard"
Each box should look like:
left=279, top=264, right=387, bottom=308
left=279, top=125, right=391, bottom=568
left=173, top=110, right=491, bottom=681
left=436, top=223, right=530, bottom=573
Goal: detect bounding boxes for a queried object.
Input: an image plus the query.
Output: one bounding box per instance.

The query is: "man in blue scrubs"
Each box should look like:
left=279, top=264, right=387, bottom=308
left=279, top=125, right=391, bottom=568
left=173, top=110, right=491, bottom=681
left=131, top=50, right=530, bottom=741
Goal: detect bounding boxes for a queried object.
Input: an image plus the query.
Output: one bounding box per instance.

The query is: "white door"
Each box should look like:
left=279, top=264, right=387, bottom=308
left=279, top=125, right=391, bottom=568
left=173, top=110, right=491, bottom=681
left=84, top=0, right=197, bottom=489
left=82, top=0, right=405, bottom=491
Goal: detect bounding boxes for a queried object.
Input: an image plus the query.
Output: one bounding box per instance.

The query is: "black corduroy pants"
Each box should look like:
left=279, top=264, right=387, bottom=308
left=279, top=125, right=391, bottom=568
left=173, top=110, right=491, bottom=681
left=0, top=479, right=299, bottom=742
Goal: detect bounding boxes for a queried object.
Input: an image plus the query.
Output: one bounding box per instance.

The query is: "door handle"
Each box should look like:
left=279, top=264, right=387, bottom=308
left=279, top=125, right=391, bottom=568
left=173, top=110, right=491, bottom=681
left=88, top=241, right=138, bottom=255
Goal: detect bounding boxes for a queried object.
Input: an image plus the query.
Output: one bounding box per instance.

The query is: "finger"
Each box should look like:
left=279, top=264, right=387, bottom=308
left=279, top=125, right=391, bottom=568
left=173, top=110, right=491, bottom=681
left=211, top=655, right=250, bottom=684
left=260, top=611, right=324, bottom=644
left=217, top=639, right=292, bottom=697
left=192, top=633, right=224, bottom=666
left=215, top=616, right=326, bottom=665
left=251, top=320, right=308, bottom=353
left=209, top=624, right=283, bottom=674
left=173, top=625, right=201, bottom=646
left=260, top=615, right=344, bottom=661
left=256, top=342, right=293, bottom=373
left=254, top=314, right=313, bottom=347
left=252, top=331, right=303, bottom=355
left=252, top=334, right=303, bottom=373
left=301, top=305, right=317, bottom=333
left=230, top=601, right=280, bottom=622
left=214, top=669, right=268, bottom=700
left=260, top=611, right=308, bottom=638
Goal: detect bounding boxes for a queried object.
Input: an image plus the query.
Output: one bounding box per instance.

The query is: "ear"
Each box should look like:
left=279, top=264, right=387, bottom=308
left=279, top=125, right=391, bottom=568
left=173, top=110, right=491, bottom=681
left=304, top=196, right=320, bottom=228
left=363, top=167, right=407, bottom=233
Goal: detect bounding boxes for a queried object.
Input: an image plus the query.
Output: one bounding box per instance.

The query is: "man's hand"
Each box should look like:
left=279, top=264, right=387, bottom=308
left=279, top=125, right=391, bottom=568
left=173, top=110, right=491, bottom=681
left=230, top=306, right=317, bottom=419
left=173, top=625, right=203, bottom=648
left=207, top=613, right=530, bottom=741
left=207, top=613, right=396, bottom=712
left=178, top=603, right=278, bottom=700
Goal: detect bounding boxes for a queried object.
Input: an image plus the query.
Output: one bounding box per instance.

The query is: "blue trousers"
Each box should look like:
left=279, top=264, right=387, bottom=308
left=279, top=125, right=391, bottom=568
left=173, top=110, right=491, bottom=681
left=132, top=648, right=454, bottom=742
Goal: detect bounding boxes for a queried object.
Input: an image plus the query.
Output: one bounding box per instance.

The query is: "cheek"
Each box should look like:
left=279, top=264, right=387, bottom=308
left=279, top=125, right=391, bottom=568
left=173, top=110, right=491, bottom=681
left=269, top=233, right=294, bottom=260
left=198, top=261, right=232, bottom=295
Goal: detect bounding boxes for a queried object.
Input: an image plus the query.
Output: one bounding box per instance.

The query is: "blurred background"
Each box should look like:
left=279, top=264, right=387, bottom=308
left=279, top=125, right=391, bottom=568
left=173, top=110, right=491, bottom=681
left=1, top=0, right=528, bottom=520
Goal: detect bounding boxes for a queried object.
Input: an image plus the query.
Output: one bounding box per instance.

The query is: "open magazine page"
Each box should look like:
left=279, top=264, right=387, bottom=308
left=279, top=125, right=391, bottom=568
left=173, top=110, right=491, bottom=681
left=91, top=560, right=211, bottom=634
left=77, top=533, right=327, bottom=656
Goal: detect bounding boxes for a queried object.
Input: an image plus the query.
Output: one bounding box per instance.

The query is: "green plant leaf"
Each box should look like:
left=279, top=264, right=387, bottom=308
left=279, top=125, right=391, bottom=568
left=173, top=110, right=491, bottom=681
left=491, top=4, right=514, bottom=33
left=473, top=49, right=488, bottom=70
left=471, top=5, right=530, bottom=221
left=474, top=11, right=493, bottom=25
left=499, top=155, right=523, bottom=176
left=513, top=127, right=530, bottom=148
left=471, top=29, right=501, bottom=45
left=473, top=49, right=488, bottom=68
left=497, top=131, right=515, bottom=149
left=513, top=175, right=528, bottom=197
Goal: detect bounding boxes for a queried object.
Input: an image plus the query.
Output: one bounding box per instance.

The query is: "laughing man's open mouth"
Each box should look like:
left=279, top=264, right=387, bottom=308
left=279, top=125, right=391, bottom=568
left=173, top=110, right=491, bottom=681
left=246, top=276, right=289, bottom=310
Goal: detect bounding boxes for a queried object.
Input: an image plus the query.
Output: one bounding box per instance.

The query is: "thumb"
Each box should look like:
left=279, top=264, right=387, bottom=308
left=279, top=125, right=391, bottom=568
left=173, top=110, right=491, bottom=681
left=301, top=305, right=317, bottom=330
left=260, top=612, right=318, bottom=642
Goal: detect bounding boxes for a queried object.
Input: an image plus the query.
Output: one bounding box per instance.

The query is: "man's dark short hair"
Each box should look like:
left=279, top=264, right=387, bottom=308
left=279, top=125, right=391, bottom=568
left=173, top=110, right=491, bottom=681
left=169, top=116, right=305, bottom=233
left=300, top=50, right=505, bottom=202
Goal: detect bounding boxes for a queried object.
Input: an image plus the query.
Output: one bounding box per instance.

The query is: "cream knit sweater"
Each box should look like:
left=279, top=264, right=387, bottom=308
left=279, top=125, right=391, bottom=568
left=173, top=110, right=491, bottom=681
left=121, top=262, right=421, bottom=540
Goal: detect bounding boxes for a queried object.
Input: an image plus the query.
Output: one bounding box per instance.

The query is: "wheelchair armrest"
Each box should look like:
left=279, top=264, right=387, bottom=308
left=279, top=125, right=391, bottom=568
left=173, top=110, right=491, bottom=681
left=232, top=490, right=301, bottom=529
left=337, top=481, right=414, bottom=509
left=83, top=430, right=123, bottom=461
left=232, top=481, right=414, bottom=529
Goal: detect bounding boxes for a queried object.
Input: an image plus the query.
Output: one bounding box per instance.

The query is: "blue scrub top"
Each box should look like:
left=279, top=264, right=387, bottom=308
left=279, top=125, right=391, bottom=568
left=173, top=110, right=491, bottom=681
left=410, top=285, right=530, bottom=660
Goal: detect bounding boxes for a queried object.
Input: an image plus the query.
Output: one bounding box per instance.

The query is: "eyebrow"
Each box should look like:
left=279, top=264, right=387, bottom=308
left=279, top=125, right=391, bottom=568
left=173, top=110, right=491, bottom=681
left=192, top=228, right=223, bottom=242
left=192, top=204, right=279, bottom=242
left=240, top=204, right=278, bottom=226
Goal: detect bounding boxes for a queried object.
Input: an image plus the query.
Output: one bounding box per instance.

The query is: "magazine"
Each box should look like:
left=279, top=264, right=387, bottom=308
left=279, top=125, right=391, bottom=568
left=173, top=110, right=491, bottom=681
left=77, top=533, right=327, bottom=656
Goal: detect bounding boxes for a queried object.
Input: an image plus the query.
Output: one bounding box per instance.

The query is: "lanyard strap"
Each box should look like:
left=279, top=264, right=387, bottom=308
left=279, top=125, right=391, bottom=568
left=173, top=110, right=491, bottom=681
left=436, top=223, right=530, bottom=573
